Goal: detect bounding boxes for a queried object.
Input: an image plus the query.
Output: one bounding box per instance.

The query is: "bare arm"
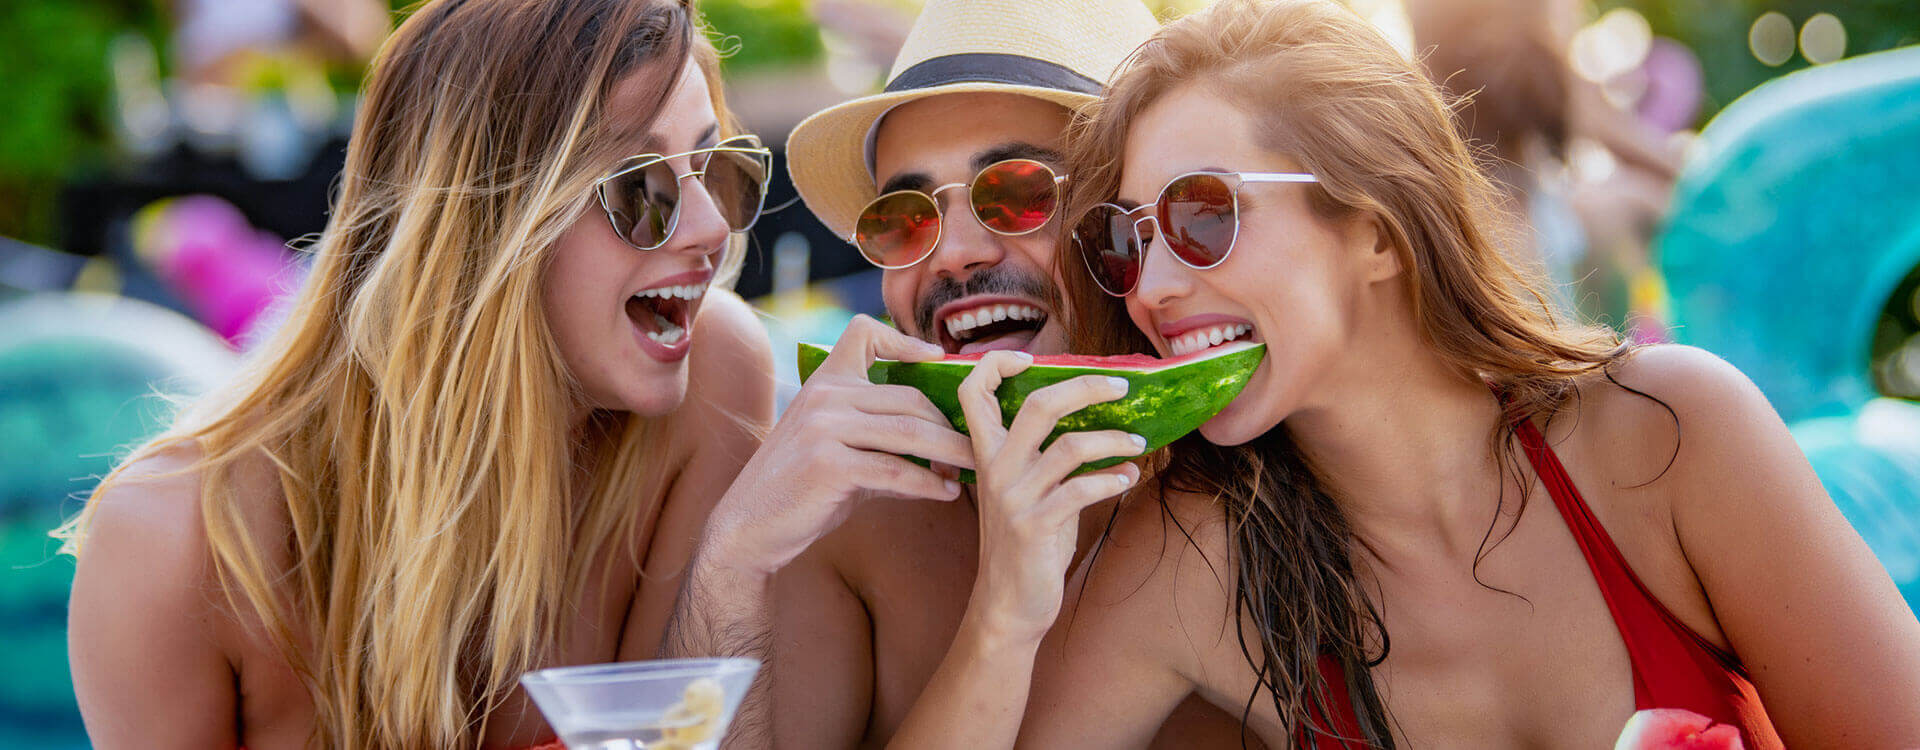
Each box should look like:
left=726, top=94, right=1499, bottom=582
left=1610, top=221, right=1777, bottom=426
left=68, top=453, right=242, bottom=749
left=1636, top=346, right=1920, bottom=745
left=661, top=315, right=976, bottom=749
left=887, top=353, right=1147, bottom=749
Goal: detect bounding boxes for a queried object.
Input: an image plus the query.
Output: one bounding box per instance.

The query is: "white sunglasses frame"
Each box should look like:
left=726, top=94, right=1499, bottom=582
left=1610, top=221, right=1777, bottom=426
left=1075, top=170, right=1318, bottom=296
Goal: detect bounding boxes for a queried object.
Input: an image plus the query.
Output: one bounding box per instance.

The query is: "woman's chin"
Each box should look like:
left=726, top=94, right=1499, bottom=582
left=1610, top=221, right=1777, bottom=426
left=584, top=371, right=687, bottom=419
left=621, top=381, right=688, bottom=418
left=1198, top=407, right=1259, bottom=446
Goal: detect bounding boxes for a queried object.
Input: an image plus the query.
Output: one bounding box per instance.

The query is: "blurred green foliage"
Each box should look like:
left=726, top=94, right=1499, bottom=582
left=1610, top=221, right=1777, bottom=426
left=0, top=2, right=164, bottom=248
left=698, top=0, right=825, bottom=72
left=0, top=0, right=820, bottom=250
left=1598, top=0, right=1920, bottom=124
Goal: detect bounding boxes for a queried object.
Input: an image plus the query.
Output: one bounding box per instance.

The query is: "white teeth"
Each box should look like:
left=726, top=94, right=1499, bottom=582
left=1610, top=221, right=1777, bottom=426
left=643, top=311, right=687, bottom=345
left=635, top=283, right=707, bottom=301
left=942, top=303, right=1046, bottom=340
left=645, top=311, right=687, bottom=345
left=1168, top=324, right=1253, bottom=357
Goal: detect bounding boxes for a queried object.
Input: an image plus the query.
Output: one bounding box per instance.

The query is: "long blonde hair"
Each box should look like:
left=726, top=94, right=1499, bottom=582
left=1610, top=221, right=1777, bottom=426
left=56, top=1, right=745, bottom=745
left=1061, top=0, right=1627, bottom=745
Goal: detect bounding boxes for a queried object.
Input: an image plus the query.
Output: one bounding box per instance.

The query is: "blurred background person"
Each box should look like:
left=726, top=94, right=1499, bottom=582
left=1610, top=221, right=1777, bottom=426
left=1407, top=0, right=1685, bottom=338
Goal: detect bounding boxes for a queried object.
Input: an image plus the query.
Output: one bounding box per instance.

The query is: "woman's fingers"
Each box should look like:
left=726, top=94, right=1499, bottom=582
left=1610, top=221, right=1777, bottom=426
left=957, top=351, right=1034, bottom=458
left=1038, top=463, right=1141, bottom=519
left=1003, top=375, right=1130, bottom=458
left=1024, top=430, right=1146, bottom=491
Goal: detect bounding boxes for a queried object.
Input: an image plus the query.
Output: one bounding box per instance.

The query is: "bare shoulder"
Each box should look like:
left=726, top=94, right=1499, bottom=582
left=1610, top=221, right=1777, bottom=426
left=689, top=288, right=775, bottom=423
left=80, top=443, right=217, bottom=579
left=1558, top=344, right=1794, bottom=494
left=80, top=441, right=289, bottom=604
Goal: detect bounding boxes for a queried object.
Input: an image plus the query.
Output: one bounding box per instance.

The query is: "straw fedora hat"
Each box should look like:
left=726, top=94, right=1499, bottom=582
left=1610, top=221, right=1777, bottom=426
left=786, top=0, right=1160, bottom=240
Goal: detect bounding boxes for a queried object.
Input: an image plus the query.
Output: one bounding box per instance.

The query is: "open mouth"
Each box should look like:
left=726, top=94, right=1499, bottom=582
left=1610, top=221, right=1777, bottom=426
left=938, top=299, right=1050, bottom=355
left=1166, top=322, right=1255, bottom=357
left=625, top=282, right=705, bottom=350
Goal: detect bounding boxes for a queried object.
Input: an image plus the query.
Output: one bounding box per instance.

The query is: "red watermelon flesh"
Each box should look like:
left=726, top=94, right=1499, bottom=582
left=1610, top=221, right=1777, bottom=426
left=1614, top=709, right=1745, bottom=750
left=935, top=351, right=1178, bottom=369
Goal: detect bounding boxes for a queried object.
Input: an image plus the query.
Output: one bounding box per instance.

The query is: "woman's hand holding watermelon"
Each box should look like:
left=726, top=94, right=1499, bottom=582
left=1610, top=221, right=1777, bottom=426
left=955, top=350, right=1148, bottom=641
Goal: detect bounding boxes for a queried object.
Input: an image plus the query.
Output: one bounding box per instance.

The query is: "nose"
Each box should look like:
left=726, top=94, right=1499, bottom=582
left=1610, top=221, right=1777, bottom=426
left=1132, top=221, right=1192, bottom=311
left=922, top=184, right=1005, bottom=281
left=659, top=169, right=731, bottom=257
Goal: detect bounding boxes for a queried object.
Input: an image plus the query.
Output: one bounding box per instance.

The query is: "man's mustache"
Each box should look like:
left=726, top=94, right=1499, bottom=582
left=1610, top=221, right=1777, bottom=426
left=913, top=266, right=1060, bottom=340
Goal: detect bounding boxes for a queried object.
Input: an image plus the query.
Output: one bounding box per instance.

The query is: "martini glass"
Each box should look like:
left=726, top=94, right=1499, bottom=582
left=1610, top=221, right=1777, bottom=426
left=521, top=658, right=759, bottom=750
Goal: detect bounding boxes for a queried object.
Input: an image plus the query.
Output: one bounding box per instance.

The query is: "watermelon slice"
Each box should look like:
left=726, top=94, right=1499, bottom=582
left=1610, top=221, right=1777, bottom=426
left=1614, top=709, right=1745, bottom=750
left=796, top=341, right=1265, bottom=483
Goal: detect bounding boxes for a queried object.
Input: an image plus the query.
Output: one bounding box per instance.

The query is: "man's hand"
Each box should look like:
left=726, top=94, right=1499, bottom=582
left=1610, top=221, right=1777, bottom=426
left=660, top=315, right=974, bottom=749
left=702, top=315, right=975, bottom=577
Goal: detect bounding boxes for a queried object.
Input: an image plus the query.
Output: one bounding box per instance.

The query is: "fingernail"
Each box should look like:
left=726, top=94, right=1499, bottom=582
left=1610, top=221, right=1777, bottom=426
left=1014, top=351, right=1034, bottom=362
left=1115, top=472, right=1136, bottom=488
left=1106, top=376, right=1129, bottom=393
left=944, top=479, right=961, bottom=496
left=1129, top=434, right=1148, bottom=451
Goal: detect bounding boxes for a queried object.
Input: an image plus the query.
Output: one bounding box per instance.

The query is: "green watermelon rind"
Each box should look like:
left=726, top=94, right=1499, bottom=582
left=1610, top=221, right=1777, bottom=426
left=796, top=341, right=1265, bottom=483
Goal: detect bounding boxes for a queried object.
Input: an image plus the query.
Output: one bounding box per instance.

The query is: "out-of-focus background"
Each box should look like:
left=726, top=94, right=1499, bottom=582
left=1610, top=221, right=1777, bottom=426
left=1, top=0, right=1916, bottom=744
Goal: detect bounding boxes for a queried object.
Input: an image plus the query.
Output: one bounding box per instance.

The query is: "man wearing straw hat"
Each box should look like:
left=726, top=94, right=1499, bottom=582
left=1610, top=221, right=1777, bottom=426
left=662, top=0, right=1251, bottom=746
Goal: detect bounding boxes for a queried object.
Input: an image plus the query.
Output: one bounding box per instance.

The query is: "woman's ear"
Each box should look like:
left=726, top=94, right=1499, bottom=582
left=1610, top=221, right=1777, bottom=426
left=1359, top=213, right=1403, bottom=282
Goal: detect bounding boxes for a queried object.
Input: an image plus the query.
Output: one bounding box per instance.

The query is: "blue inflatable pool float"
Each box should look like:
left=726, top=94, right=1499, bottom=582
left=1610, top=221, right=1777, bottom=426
left=1658, top=45, right=1920, bottom=611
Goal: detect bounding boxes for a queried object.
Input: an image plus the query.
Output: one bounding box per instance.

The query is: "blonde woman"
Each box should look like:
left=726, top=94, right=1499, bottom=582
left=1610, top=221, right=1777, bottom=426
left=58, top=0, right=779, bottom=747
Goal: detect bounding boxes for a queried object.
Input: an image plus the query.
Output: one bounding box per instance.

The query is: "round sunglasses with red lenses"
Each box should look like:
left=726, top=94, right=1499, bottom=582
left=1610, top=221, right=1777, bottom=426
left=595, top=134, right=773, bottom=251
left=851, top=158, right=1068, bottom=269
left=1072, top=170, right=1317, bottom=296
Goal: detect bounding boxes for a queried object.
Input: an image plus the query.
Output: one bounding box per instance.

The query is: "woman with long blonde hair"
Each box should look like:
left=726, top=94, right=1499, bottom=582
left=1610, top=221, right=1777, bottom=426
left=936, top=0, right=1920, bottom=747
left=58, top=0, right=778, bottom=747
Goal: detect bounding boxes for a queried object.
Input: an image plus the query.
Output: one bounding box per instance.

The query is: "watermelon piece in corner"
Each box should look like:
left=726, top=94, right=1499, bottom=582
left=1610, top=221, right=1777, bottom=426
left=1614, top=709, right=1745, bottom=750
left=795, top=341, right=1266, bottom=483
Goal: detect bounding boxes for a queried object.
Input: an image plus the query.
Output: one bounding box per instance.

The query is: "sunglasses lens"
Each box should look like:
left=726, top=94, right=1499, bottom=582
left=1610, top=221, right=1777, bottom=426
left=1075, top=205, right=1142, bottom=296
left=701, top=149, right=770, bottom=231
left=603, top=159, right=681, bottom=249
left=1159, top=174, right=1237, bottom=268
left=971, top=160, right=1058, bottom=235
left=854, top=191, right=942, bottom=268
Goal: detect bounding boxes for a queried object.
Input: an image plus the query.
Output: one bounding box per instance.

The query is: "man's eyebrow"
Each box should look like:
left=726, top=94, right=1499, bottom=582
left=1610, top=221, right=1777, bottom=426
left=973, top=142, right=1064, bottom=171
left=879, top=171, right=935, bottom=195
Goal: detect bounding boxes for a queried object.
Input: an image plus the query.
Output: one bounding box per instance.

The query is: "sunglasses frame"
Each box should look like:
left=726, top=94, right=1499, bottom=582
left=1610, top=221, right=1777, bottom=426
left=1075, top=170, right=1318, bottom=296
left=850, top=158, right=1070, bottom=270
left=594, top=133, right=774, bottom=252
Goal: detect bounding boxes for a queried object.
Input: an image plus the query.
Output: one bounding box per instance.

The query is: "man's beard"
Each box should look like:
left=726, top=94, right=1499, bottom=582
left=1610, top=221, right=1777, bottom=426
left=910, top=264, right=1060, bottom=344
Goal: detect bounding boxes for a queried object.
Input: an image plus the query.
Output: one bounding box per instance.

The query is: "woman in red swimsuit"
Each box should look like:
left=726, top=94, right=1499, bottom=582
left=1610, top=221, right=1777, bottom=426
left=954, top=0, right=1920, bottom=747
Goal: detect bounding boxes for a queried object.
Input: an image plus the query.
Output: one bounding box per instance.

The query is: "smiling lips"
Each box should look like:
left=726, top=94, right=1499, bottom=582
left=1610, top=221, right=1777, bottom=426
left=937, top=298, right=1050, bottom=354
